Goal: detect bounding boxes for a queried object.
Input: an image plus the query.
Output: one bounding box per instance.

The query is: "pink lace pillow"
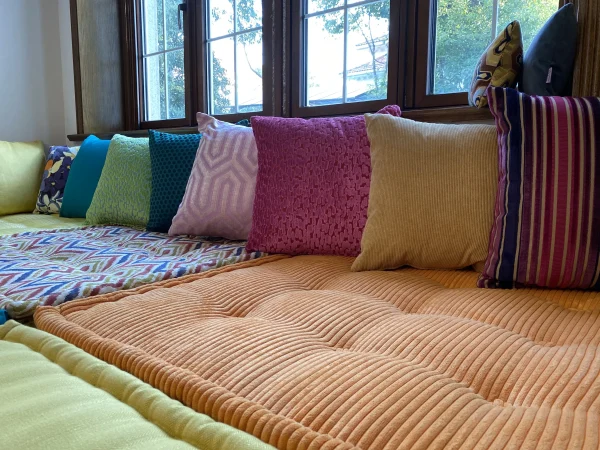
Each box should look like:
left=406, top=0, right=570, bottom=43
left=246, top=105, right=401, bottom=256
left=169, top=113, right=258, bottom=240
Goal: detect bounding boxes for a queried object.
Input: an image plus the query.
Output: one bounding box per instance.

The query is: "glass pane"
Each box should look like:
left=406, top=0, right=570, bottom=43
left=346, top=2, right=390, bottom=103
left=431, top=0, right=494, bottom=94
left=144, top=54, right=166, bottom=121
left=307, top=0, right=343, bottom=14
left=209, top=0, right=234, bottom=39
left=209, top=38, right=235, bottom=115
left=237, top=30, right=263, bottom=112
left=165, top=0, right=184, bottom=49
left=143, top=0, right=165, bottom=54
left=167, top=49, right=185, bottom=119
left=236, top=0, right=261, bottom=31
left=306, top=11, right=344, bottom=106
left=497, top=0, right=557, bottom=52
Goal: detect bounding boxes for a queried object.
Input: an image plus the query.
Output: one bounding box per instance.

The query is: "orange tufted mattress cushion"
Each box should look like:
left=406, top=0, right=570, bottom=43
left=35, top=255, right=600, bottom=450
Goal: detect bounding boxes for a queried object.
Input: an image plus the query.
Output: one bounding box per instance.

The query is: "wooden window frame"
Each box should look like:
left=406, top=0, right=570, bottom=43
left=121, top=0, right=198, bottom=130
left=290, top=0, right=405, bottom=118
left=195, top=0, right=277, bottom=122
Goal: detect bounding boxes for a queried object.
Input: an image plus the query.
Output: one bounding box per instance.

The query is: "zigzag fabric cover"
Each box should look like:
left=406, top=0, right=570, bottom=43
left=0, top=226, right=263, bottom=319
left=36, top=255, right=600, bottom=450
left=479, top=87, right=600, bottom=289
left=169, top=113, right=258, bottom=240
left=468, top=21, right=522, bottom=108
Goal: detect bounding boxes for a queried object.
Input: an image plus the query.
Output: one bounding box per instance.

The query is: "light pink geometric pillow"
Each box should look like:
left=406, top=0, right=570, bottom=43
left=246, top=105, right=402, bottom=256
left=169, top=113, right=258, bottom=240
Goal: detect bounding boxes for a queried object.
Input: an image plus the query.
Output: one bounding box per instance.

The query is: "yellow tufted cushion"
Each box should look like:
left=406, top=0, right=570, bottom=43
left=0, top=140, right=45, bottom=215
left=0, top=320, right=273, bottom=450
left=353, top=115, right=498, bottom=271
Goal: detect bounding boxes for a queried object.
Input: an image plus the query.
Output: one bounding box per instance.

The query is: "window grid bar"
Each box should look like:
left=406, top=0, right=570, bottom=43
left=163, top=0, right=169, bottom=119
left=141, top=0, right=149, bottom=121
left=206, top=26, right=262, bottom=44
left=491, top=0, right=499, bottom=41
left=143, top=47, right=185, bottom=59
left=207, top=0, right=215, bottom=114
left=233, top=0, right=239, bottom=114
left=342, top=0, right=348, bottom=103
left=303, top=0, right=383, bottom=19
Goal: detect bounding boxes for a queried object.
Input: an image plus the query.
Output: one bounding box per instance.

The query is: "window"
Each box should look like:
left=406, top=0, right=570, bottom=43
left=413, top=0, right=560, bottom=107
left=140, top=0, right=187, bottom=121
left=205, top=0, right=263, bottom=115
left=301, top=0, right=391, bottom=107
left=111, top=0, right=562, bottom=134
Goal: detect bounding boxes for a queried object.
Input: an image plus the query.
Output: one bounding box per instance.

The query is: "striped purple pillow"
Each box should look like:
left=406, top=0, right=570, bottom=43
left=479, top=87, right=600, bottom=290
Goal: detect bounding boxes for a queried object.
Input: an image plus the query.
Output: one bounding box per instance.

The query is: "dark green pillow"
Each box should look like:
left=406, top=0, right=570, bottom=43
left=60, top=135, right=110, bottom=218
left=147, top=130, right=201, bottom=232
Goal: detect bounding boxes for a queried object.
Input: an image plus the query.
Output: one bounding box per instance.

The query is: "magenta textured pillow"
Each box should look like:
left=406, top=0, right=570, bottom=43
left=246, top=105, right=401, bottom=256
left=169, top=113, right=258, bottom=240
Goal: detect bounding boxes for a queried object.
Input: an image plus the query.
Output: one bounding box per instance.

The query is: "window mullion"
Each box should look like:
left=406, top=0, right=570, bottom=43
left=163, top=0, right=169, bottom=119
left=343, top=1, right=348, bottom=103
left=491, top=0, right=499, bottom=41
left=233, top=0, right=239, bottom=114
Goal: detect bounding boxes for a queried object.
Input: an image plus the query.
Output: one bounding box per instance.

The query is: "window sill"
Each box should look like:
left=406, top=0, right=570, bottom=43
left=66, top=106, right=494, bottom=142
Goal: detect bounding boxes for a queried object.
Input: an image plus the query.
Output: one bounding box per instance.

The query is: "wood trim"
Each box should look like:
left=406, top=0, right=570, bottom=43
left=70, top=0, right=84, bottom=134
left=68, top=126, right=199, bottom=142
left=119, top=0, right=139, bottom=130
left=67, top=105, right=493, bottom=142
left=403, top=105, right=493, bottom=123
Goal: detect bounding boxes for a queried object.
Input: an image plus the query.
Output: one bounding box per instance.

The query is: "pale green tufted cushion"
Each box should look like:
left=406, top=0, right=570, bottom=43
left=86, top=135, right=151, bottom=228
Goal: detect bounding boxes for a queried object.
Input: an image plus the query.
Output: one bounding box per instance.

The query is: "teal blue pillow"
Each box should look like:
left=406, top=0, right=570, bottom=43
left=147, top=130, right=201, bottom=232
left=60, top=135, right=110, bottom=218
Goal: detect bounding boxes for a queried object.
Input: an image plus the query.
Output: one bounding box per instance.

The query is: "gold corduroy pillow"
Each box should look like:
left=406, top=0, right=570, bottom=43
left=352, top=115, right=498, bottom=272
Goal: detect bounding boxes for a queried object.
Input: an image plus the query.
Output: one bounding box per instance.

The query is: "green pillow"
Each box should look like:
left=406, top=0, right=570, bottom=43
left=86, top=135, right=151, bottom=228
left=147, top=130, right=201, bottom=232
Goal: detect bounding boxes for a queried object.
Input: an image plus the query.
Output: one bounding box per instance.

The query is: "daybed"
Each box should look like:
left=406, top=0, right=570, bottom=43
left=35, top=255, right=600, bottom=450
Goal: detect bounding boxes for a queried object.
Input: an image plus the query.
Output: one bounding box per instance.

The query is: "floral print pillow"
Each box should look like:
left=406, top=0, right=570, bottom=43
left=34, top=146, right=79, bottom=214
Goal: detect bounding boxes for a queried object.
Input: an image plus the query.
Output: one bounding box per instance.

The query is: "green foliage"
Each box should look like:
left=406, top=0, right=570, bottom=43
left=434, top=0, right=557, bottom=94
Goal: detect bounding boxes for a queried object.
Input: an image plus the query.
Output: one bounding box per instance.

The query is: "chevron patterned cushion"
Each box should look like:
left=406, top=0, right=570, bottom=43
left=0, top=226, right=264, bottom=319
left=169, top=113, right=258, bottom=240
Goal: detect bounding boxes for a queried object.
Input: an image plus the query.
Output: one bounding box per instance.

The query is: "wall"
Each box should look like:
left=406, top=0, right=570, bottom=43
left=0, top=0, right=75, bottom=145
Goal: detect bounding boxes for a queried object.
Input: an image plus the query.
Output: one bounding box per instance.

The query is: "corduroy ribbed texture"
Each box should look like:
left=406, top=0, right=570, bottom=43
left=35, top=255, right=600, bottom=450
left=353, top=115, right=498, bottom=271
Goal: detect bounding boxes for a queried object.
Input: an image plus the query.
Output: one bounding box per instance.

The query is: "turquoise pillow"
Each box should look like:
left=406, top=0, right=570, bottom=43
left=60, top=136, right=109, bottom=218
left=85, top=135, right=151, bottom=228
left=147, top=130, right=201, bottom=232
